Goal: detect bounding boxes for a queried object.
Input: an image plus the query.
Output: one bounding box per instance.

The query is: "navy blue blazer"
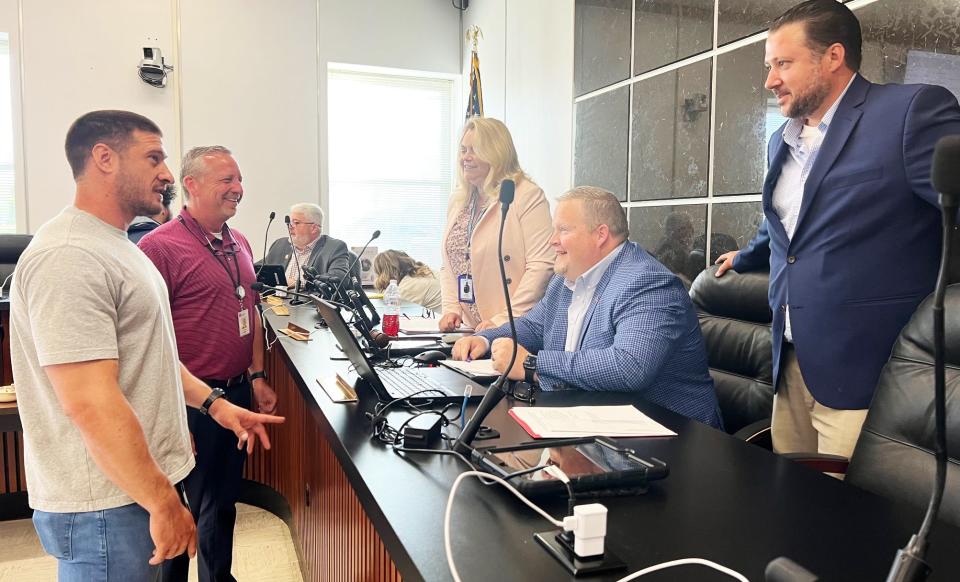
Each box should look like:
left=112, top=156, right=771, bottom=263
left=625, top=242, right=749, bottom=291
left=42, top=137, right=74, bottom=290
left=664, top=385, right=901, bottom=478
left=479, top=242, right=722, bottom=428
left=734, top=75, right=960, bottom=409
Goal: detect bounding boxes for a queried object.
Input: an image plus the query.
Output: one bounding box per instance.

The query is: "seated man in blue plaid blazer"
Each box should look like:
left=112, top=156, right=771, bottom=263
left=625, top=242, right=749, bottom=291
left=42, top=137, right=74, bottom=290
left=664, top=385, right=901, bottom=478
left=452, top=186, right=722, bottom=428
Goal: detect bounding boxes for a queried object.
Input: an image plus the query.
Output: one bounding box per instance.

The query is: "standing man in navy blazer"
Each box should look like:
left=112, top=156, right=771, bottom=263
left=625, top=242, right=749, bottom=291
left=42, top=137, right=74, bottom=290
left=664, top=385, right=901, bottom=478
left=715, top=0, right=960, bottom=457
left=453, top=187, right=722, bottom=428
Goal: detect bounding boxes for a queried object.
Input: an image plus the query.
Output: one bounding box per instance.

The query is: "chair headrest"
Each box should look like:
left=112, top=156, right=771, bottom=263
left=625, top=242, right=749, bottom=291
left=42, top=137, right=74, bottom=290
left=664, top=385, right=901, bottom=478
left=893, top=283, right=960, bottom=365
left=0, top=235, right=32, bottom=264
left=689, top=265, right=771, bottom=324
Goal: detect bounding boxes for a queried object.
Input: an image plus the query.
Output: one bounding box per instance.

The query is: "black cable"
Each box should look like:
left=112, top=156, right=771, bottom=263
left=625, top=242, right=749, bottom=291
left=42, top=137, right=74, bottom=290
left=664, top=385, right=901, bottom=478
left=365, top=390, right=456, bottom=444
left=564, top=481, right=576, bottom=518
left=915, top=201, right=954, bottom=546
left=496, top=196, right=519, bottom=379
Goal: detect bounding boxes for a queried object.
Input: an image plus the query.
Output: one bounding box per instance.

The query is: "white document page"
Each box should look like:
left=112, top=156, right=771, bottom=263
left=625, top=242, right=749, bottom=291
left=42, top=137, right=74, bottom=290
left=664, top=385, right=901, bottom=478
left=399, top=317, right=473, bottom=334
left=509, top=405, right=677, bottom=438
left=440, top=358, right=500, bottom=378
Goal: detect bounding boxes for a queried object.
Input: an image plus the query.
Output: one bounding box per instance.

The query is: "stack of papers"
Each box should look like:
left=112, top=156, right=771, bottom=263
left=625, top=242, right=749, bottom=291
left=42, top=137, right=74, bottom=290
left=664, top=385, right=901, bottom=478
left=508, top=405, right=677, bottom=439
left=399, top=317, right=473, bottom=334
left=440, top=358, right=500, bottom=379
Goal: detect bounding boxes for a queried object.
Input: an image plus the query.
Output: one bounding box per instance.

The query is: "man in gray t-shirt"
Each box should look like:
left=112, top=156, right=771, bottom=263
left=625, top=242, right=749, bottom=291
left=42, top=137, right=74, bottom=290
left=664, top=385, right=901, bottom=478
left=10, top=110, right=284, bottom=581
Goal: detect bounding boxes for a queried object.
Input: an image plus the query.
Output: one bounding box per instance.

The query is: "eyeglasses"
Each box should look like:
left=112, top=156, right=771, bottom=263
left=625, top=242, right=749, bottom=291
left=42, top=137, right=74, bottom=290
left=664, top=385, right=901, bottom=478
left=289, top=220, right=317, bottom=228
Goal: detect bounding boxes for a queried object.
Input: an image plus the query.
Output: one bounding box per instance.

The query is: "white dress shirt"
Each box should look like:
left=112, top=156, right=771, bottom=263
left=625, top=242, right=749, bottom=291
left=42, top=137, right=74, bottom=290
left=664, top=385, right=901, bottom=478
left=285, top=238, right=317, bottom=287
left=772, top=74, right=856, bottom=342
left=564, top=243, right=624, bottom=351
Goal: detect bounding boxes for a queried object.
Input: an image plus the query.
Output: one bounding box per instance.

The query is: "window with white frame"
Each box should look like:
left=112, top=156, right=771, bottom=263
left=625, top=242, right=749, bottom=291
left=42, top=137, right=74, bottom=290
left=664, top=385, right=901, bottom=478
left=0, top=34, right=16, bottom=233
left=327, top=64, right=456, bottom=272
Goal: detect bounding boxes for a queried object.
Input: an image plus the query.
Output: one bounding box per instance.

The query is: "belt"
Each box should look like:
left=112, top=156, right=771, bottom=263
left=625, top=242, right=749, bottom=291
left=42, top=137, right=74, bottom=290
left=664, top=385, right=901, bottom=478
left=203, top=372, right=248, bottom=388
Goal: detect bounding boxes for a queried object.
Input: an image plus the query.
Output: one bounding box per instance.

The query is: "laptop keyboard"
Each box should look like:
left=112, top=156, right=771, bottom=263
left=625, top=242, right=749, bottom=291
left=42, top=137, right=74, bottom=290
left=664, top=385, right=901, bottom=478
left=378, top=367, right=455, bottom=398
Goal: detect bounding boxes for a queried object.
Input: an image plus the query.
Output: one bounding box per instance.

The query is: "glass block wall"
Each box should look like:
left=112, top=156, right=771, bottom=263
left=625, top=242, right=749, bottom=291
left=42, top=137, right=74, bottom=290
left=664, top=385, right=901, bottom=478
left=573, top=0, right=960, bottom=287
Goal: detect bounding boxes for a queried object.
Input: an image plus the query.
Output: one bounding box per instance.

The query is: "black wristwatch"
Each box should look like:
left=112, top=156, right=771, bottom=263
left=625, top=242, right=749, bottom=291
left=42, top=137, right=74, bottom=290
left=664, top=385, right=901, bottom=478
left=523, top=354, right=538, bottom=384
left=249, top=371, right=267, bottom=382
left=200, top=388, right=226, bottom=415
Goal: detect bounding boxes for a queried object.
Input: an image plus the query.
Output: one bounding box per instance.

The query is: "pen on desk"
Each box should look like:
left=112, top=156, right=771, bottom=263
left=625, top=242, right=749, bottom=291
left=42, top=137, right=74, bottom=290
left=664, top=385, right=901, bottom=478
left=460, top=386, right=472, bottom=429
left=402, top=313, right=411, bottom=320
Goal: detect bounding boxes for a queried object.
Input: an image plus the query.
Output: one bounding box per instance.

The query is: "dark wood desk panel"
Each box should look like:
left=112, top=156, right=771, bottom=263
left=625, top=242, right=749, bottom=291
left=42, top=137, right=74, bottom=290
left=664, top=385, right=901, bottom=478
left=244, top=303, right=402, bottom=581
left=246, top=303, right=960, bottom=582
left=0, top=307, right=27, bottom=501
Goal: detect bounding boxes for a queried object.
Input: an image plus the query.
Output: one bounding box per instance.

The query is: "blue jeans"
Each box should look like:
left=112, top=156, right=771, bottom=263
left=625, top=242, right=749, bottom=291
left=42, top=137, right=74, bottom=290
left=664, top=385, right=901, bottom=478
left=162, top=380, right=250, bottom=582
left=33, top=503, right=160, bottom=582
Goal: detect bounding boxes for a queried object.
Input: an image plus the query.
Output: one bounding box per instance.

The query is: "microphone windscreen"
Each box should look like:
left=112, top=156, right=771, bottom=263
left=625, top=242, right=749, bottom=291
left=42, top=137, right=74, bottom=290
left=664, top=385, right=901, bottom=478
left=269, top=211, right=276, bottom=220
left=932, top=134, right=960, bottom=196
left=370, top=330, right=392, bottom=348
left=499, top=179, right=516, bottom=205
left=372, top=229, right=381, bottom=239
left=284, top=215, right=291, bottom=225
left=251, top=282, right=265, bottom=292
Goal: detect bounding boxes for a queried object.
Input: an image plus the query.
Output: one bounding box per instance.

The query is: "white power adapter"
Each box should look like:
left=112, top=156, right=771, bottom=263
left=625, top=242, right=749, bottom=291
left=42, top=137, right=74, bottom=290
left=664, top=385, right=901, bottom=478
left=562, top=503, right=608, bottom=558
left=542, top=465, right=608, bottom=559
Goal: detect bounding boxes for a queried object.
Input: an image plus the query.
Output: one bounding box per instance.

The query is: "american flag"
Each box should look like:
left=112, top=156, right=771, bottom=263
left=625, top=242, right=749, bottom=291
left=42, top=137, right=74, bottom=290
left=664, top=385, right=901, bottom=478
left=465, top=48, right=484, bottom=119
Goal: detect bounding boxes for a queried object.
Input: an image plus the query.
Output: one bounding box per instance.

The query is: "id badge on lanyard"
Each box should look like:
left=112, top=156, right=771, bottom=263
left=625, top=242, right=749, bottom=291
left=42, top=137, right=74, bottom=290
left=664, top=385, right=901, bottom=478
left=238, top=306, right=251, bottom=337
left=459, top=195, right=482, bottom=305
left=457, top=274, right=475, bottom=304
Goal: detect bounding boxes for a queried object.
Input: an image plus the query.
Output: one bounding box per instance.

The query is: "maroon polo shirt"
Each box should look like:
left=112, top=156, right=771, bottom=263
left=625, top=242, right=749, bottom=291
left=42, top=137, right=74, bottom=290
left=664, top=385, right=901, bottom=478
left=139, top=207, right=260, bottom=380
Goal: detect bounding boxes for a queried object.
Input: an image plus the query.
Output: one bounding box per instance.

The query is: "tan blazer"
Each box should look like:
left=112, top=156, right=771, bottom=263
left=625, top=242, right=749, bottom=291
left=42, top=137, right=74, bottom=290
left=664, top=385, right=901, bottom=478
left=439, top=178, right=555, bottom=327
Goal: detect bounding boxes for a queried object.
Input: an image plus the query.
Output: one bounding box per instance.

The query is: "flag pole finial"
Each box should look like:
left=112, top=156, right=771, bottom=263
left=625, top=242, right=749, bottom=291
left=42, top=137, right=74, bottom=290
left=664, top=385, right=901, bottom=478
left=465, top=25, right=483, bottom=52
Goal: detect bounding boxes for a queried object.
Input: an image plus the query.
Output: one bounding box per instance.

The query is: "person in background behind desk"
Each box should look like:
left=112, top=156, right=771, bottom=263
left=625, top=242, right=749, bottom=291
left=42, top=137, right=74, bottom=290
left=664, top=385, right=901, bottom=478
left=373, top=249, right=442, bottom=313
left=11, top=110, right=281, bottom=581
left=264, top=202, right=351, bottom=288
left=438, top=117, right=554, bottom=333
left=453, top=187, right=722, bottom=428
left=128, top=180, right=177, bottom=243
left=713, top=0, right=960, bottom=459
left=139, top=145, right=280, bottom=582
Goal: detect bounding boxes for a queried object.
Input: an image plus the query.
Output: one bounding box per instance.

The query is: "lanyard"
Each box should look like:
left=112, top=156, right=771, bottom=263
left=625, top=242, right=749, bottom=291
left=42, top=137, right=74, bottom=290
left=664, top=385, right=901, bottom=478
left=177, top=215, right=246, bottom=304
left=464, top=193, right=486, bottom=260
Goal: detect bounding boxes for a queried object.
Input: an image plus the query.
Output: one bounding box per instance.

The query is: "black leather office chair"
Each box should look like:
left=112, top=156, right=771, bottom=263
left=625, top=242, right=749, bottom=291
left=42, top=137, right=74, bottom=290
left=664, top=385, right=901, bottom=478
left=689, top=265, right=774, bottom=445
left=838, top=285, right=960, bottom=527
left=0, top=234, right=32, bottom=293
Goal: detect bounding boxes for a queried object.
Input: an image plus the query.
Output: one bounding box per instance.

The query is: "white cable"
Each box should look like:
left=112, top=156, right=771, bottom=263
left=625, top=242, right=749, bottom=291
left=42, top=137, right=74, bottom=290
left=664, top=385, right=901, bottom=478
left=614, top=558, right=750, bottom=582
left=445, top=470, right=563, bottom=582
left=444, top=470, right=749, bottom=582
left=0, top=271, right=14, bottom=298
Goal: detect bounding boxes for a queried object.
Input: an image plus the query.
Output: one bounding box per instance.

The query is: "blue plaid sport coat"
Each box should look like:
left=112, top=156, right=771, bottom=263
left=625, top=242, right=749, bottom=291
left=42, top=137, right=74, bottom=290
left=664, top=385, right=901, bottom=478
left=478, top=242, right=722, bottom=428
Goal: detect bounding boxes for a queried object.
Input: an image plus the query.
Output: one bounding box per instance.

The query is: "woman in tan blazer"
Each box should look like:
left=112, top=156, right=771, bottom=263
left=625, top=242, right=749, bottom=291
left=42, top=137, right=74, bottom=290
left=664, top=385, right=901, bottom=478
left=438, top=117, right=554, bottom=332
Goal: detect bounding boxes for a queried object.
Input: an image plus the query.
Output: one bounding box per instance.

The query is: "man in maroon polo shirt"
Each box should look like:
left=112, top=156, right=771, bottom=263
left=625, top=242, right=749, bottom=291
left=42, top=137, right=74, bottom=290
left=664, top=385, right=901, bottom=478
left=139, top=145, right=278, bottom=582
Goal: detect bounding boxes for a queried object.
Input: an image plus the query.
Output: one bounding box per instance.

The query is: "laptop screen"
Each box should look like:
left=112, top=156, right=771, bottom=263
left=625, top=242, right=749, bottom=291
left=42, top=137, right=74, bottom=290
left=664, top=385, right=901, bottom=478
left=256, top=264, right=286, bottom=288
left=314, top=298, right=386, bottom=394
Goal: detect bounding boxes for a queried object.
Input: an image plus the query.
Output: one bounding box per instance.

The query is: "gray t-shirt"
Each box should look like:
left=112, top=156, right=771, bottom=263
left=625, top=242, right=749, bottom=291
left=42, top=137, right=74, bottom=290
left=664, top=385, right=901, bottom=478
left=11, top=206, right=194, bottom=512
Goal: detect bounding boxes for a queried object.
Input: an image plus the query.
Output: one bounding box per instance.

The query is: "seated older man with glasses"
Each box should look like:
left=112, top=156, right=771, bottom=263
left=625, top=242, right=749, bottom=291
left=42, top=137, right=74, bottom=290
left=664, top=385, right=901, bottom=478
left=264, top=202, right=352, bottom=287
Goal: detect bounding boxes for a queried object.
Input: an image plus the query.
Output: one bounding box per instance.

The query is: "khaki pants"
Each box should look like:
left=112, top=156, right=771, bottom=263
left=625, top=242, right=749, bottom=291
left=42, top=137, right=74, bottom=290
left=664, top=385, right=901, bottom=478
left=771, top=343, right=868, bottom=459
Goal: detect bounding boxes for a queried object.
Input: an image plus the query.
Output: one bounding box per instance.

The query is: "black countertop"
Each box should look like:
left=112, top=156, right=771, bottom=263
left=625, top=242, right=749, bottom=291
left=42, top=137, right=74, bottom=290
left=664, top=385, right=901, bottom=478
left=265, top=302, right=960, bottom=582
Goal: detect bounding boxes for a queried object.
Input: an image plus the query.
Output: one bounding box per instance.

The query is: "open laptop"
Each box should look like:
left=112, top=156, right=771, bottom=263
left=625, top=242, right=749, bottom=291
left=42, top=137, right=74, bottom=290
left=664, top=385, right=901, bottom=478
left=315, top=298, right=488, bottom=402
left=256, top=264, right=287, bottom=288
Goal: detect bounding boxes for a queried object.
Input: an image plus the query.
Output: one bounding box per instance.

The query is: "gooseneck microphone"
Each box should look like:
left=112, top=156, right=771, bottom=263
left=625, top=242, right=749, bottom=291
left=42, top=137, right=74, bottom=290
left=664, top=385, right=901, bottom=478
left=454, top=179, right=517, bottom=454
left=251, top=282, right=350, bottom=310
left=284, top=215, right=307, bottom=305
left=335, top=229, right=381, bottom=297
left=256, top=211, right=276, bottom=275
left=884, top=134, right=960, bottom=582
